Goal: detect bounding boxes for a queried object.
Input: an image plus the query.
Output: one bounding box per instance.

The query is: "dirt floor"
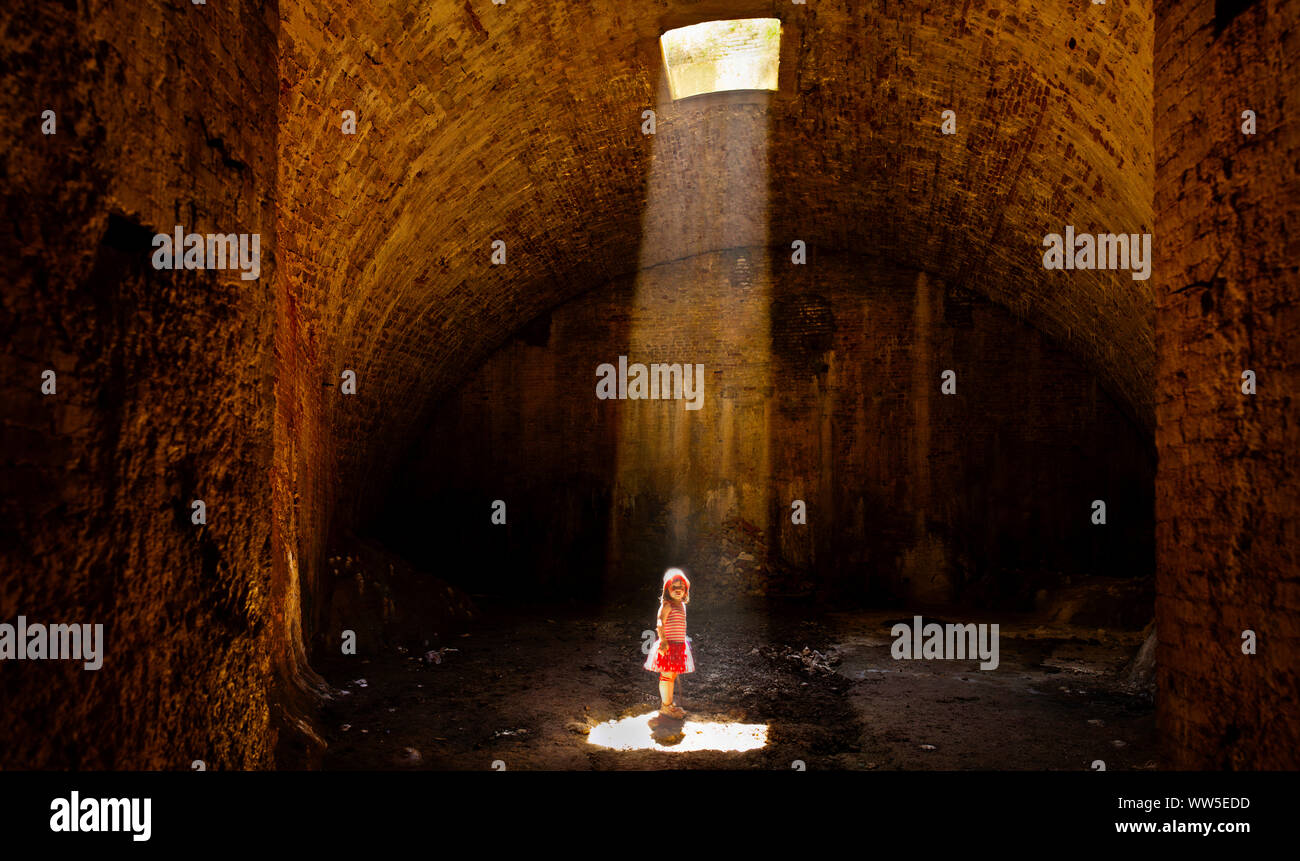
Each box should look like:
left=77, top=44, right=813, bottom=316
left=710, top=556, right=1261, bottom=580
left=315, top=598, right=1157, bottom=770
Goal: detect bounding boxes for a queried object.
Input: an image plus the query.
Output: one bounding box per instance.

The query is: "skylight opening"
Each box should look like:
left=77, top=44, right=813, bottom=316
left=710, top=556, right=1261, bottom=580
left=660, top=18, right=781, bottom=101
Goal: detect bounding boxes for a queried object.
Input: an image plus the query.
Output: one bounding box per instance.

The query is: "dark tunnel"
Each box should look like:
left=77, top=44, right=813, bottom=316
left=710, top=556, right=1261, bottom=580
left=0, top=0, right=1295, bottom=773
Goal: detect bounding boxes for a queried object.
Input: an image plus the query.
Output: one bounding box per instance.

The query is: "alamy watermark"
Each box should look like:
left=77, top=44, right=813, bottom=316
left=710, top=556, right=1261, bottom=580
left=596, top=357, right=705, bottom=411
left=151, top=226, right=261, bottom=280
left=1042, top=227, right=1151, bottom=281
left=891, top=615, right=999, bottom=670
left=50, top=791, right=150, bottom=842
left=0, top=616, right=104, bottom=670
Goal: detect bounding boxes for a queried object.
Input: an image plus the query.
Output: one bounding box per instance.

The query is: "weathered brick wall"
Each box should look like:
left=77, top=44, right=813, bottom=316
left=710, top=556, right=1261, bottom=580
left=0, top=0, right=280, bottom=768
left=380, top=251, right=1154, bottom=609
left=1154, top=0, right=1300, bottom=768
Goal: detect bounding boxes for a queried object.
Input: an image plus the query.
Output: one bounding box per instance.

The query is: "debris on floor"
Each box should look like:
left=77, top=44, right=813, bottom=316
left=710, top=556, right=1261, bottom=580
left=758, top=644, right=843, bottom=674
left=393, top=747, right=422, bottom=766
left=423, top=648, right=459, bottom=665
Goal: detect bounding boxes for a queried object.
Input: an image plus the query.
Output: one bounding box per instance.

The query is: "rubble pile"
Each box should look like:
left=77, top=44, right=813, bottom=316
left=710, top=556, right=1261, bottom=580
left=756, top=645, right=843, bottom=675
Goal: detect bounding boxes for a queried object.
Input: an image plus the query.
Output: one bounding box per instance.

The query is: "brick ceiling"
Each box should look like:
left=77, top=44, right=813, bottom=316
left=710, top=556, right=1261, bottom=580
left=278, top=0, right=1154, bottom=511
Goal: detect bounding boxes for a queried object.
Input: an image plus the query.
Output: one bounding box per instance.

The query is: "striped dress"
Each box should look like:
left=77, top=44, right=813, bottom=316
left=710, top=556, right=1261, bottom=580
left=664, top=606, right=687, bottom=642
left=644, top=602, right=695, bottom=674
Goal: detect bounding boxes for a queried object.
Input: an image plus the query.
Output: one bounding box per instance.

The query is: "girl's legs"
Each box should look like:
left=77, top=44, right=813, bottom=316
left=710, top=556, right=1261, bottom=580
left=658, top=672, right=676, bottom=711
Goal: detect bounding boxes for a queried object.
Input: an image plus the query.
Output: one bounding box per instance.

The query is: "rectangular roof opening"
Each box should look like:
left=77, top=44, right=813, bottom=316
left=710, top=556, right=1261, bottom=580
left=660, top=18, right=781, bottom=101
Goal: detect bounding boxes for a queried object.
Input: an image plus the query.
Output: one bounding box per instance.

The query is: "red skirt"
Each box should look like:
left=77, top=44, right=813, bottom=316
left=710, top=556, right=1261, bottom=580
left=644, top=638, right=695, bottom=674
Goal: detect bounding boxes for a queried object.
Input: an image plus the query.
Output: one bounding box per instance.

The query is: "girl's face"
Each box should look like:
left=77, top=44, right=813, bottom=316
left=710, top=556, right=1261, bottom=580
left=669, top=580, right=686, bottom=599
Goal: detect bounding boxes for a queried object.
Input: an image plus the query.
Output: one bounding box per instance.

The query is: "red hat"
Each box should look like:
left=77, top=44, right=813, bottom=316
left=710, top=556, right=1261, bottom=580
left=662, top=568, right=690, bottom=599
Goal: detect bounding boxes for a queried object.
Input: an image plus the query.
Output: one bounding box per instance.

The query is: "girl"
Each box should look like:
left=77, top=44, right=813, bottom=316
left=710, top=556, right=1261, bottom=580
left=644, top=568, right=694, bottom=718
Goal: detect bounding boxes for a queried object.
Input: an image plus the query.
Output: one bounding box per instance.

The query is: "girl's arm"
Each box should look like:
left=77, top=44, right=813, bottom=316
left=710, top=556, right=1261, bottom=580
left=656, top=604, right=670, bottom=651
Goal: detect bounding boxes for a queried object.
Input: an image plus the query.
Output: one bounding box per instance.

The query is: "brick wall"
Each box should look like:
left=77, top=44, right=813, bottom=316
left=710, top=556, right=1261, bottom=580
left=1155, top=0, right=1300, bottom=768
left=378, top=251, right=1154, bottom=609
left=0, top=0, right=281, bottom=767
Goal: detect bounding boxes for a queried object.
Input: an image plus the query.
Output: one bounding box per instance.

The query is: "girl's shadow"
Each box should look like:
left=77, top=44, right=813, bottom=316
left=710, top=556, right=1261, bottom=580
left=647, top=711, right=686, bottom=746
